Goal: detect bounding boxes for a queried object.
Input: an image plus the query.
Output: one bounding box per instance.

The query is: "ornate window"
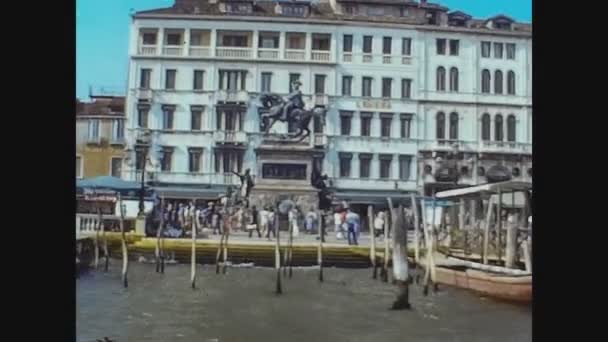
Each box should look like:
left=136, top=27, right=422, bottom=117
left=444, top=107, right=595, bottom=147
left=436, top=66, right=446, bottom=91
left=481, top=113, right=491, bottom=140
left=436, top=112, right=446, bottom=140
left=495, top=114, right=504, bottom=141
left=449, top=112, right=459, bottom=140
left=494, top=70, right=503, bottom=94
left=482, top=69, right=491, bottom=93
left=449, top=67, right=459, bottom=92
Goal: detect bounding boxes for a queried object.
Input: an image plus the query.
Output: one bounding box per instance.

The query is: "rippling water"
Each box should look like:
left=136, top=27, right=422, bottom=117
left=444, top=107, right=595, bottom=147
left=77, top=261, right=531, bottom=342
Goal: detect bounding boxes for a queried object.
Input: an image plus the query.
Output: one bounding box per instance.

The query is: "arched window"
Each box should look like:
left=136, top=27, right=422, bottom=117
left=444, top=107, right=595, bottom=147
left=436, top=67, right=446, bottom=91
left=495, top=114, right=504, bottom=141
left=436, top=112, right=445, bottom=140
left=507, top=114, right=516, bottom=142
left=481, top=113, right=491, bottom=140
left=494, top=70, right=503, bottom=94
left=507, top=71, right=516, bottom=95
left=449, top=67, right=459, bottom=92
left=481, top=69, right=491, bottom=93
left=449, top=112, right=459, bottom=140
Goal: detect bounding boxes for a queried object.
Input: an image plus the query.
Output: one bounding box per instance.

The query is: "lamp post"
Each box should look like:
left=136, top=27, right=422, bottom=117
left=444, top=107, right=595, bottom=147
left=124, top=130, right=156, bottom=218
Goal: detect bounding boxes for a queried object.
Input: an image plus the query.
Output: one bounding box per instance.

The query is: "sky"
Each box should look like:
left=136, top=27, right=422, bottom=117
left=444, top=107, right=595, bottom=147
left=76, top=0, right=531, bottom=100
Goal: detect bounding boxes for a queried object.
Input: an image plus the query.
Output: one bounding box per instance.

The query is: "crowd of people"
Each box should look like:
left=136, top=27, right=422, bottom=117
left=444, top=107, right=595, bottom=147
left=145, top=199, right=393, bottom=246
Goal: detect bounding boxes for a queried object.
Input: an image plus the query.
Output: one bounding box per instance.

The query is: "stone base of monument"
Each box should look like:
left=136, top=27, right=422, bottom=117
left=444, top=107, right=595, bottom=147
left=250, top=186, right=319, bottom=212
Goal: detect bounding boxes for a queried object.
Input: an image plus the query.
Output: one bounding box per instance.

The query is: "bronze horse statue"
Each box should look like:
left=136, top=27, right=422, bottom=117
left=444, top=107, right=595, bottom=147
left=258, top=93, right=327, bottom=142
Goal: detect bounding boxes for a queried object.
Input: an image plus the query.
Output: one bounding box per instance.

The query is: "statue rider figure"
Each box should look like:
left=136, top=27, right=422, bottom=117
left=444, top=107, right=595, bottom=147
left=232, top=168, right=255, bottom=206
left=281, top=80, right=304, bottom=121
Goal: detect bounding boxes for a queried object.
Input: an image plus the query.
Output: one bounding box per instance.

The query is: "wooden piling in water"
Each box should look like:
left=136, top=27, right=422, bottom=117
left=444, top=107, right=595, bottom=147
left=275, top=207, right=282, bottom=294
left=102, top=216, right=109, bottom=272
left=497, top=188, right=503, bottom=263
left=94, top=208, right=101, bottom=269
left=482, top=197, right=495, bottom=265
left=410, top=194, right=420, bottom=264
left=368, top=205, right=377, bottom=279
left=382, top=207, right=390, bottom=283
left=317, top=210, right=324, bottom=282
left=156, top=197, right=165, bottom=274
left=391, top=204, right=411, bottom=310
left=191, top=202, right=197, bottom=289
left=118, top=195, right=128, bottom=288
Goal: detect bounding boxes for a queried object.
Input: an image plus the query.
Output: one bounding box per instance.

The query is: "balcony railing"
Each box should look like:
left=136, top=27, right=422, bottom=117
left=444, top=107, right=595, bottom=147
left=480, top=141, right=531, bottom=153
left=313, top=133, right=327, bottom=146
left=284, top=49, right=306, bottom=60
left=216, top=47, right=252, bottom=58
left=258, top=48, right=280, bottom=59
left=189, top=46, right=211, bottom=57
left=383, top=55, right=392, bottom=64
left=110, top=137, right=126, bottom=145
left=343, top=53, right=352, bottom=62
left=362, top=54, right=373, bottom=63
left=139, top=45, right=157, bottom=55
left=214, top=130, right=247, bottom=143
left=401, top=56, right=412, bottom=65
left=313, top=94, right=329, bottom=106
left=86, top=136, right=101, bottom=145
left=162, top=46, right=183, bottom=56
left=135, top=88, right=153, bottom=100
left=153, top=172, right=241, bottom=186
left=215, top=90, right=250, bottom=103
left=311, top=50, right=330, bottom=62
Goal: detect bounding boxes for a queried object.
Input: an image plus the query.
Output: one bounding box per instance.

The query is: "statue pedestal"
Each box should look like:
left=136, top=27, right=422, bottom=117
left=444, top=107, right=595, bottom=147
left=135, top=216, right=146, bottom=236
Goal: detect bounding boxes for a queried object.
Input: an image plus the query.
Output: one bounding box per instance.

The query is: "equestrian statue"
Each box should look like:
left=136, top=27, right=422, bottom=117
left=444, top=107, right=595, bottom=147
left=258, top=80, right=327, bottom=142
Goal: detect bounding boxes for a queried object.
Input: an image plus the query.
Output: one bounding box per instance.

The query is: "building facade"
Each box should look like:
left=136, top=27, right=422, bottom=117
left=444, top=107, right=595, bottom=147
left=122, top=0, right=532, bottom=209
left=76, top=95, right=126, bottom=179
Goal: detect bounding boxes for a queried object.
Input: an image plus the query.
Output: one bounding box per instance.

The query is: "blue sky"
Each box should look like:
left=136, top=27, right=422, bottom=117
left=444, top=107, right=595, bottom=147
left=76, top=0, right=531, bottom=100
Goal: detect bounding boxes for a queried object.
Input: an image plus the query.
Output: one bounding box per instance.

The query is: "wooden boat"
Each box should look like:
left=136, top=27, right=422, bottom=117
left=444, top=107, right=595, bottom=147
left=428, top=181, right=533, bottom=303
left=433, top=259, right=532, bottom=303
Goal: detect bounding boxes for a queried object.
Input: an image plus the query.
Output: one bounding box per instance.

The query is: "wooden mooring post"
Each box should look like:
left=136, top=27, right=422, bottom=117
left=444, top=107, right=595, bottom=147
left=317, top=210, right=324, bottom=282
left=391, top=203, right=411, bottom=310
left=368, top=205, right=377, bottom=279
left=156, top=197, right=165, bottom=274
left=118, top=194, right=128, bottom=288
left=274, top=207, right=282, bottom=294
left=482, top=197, right=495, bottom=265
left=190, top=201, right=197, bottom=289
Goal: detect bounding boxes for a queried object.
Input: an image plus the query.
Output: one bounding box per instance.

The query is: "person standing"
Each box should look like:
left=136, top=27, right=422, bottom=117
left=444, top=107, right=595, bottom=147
left=289, top=207, right=300, bottom=238
left=247, top=206, right=262, bottom=238
left=266, top=208, right=276, bottom=240
left=345, top=207, right=360, bottom=245
left=305, top=208, right=318, bottom=234
left=259, top=206, right=270, bottom=237
left=334, top=209, right=343, bottom=239
left=374, top=211, right=385, bottom=238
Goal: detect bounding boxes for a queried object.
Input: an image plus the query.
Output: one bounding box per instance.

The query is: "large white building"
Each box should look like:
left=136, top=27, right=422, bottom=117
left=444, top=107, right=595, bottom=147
left=122, top=0, right=532, bottom=212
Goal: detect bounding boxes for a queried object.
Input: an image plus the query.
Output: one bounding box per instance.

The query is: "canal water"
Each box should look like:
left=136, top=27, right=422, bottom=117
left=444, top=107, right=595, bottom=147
left=77, top=262, right=531, bottom=342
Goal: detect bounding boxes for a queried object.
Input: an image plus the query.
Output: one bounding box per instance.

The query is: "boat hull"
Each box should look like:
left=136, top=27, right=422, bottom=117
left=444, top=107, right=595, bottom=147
left=434, top=266, right=532, bottom=303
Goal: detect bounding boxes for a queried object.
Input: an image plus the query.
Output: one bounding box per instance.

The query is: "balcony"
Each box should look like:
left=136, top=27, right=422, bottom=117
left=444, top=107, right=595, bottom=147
left=419, top=140, right=475, bottom=152
left=214, top=130, right=247, bottom=144
left=311, top=50, right=330, bottom=62
left=362, top=54, right=373, bottom=63
left=216, top=47, right=252, bottom=59
left=313, top=133, right=327, bottom=147
left=86, top=136, right=102, bottom=145
left=153, top=172, right=240, bottom=186
left=139, top=45, right=157, bottom=55
left=162, top=46, right=183, bottom=56
left=189, top=46, right=211, bottom=57
left=313, top=94, right=329, bottom=106
left=343, top=53, right=353, bottom=62
left=382, top=55, right=392, bottom=64
left=215, top=90, right=249, bottom=103
left=284, top=49, right=305, bottom=61
left=480, top=141, right=532, bottom=154
left=330, top=177, right=417, bottom=191
left=401, top=56, right=413, bottom=65
left=135, top=88, right=153, bottom=101
left=110, top=137, right=126, bottom=146
left=258, top=48, right=280, bottom=59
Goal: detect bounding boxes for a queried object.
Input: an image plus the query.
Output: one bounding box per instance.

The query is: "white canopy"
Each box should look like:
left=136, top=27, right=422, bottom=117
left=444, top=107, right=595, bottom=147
left=435, top=181, right=532, bottom=199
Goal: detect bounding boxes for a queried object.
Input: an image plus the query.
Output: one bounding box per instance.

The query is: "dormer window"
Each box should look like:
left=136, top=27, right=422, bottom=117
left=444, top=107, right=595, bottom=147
left=448, top=11, right=472, bottom=27
left=487, top=15, right=515, bottom=30
left=344, top=5, right=358, bottom=15
left=282, top=5, right=307, bottom=17
left=227, top=3, right=252, bottom=14
left=426, top=11, right=438, bottom=25
left=367, top=6, right=384, bottom=16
